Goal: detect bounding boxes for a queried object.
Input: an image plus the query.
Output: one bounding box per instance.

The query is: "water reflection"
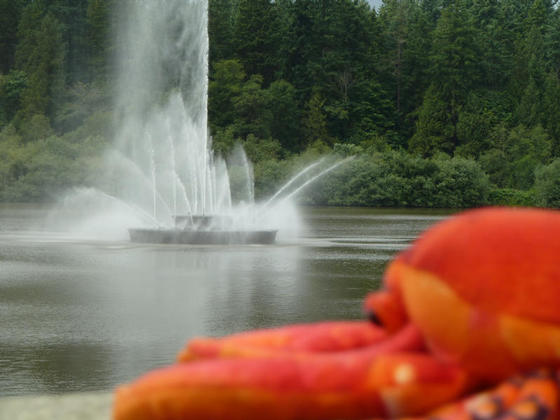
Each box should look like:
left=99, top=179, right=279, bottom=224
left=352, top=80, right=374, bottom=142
left=0, top=204, right=448, bottom=396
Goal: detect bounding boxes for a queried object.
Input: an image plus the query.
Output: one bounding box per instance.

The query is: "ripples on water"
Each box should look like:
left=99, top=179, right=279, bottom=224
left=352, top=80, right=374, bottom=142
left=0, top=204, right=449, bottom=396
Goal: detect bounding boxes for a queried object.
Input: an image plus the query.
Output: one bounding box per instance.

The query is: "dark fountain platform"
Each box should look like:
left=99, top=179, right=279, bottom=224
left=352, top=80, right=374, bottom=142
left=129, top=215, right=277, bottom=245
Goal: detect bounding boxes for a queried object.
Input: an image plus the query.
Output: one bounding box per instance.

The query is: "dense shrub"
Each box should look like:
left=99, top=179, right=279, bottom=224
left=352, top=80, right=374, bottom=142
left=487, top=188, right=537, bottom=206
left=302, top=151, right=490, bottom=208
left=0, top=112, right=109, bottom=202
left=535, top=159, right=560, bottom=208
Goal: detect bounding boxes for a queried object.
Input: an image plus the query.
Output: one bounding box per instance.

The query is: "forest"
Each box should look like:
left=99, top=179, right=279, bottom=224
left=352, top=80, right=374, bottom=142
left=0, top=0, right=559, bottom=208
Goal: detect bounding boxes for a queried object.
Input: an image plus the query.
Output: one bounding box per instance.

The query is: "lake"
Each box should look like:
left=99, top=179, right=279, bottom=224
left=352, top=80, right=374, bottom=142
left=0, top=204, right=448, bottom=396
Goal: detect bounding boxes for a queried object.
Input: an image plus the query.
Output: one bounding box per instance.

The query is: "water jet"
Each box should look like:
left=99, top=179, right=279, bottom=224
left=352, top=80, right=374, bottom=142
left=49, top=0, right=349, bottom=244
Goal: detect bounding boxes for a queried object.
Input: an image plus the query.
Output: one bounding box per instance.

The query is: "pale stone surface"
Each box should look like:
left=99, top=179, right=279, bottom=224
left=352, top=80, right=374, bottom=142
left=0, top=392, right=112, bottom=420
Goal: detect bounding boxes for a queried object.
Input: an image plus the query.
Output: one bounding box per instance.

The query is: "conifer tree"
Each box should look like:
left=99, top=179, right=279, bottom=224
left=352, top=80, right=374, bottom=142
left=0, top=0, right=23, bottom=74
left=49, top=0, right=89, bottom=85
left=15, top=4, right=65, bottom=126
left=233, top=0, right=279, bottom=84
left=410, top=0, right=480, bottom=155
left=86, top=0, right=110, bottom=81
left=378, top=0, right=432, bottom=140
left=209, top=0, right=237, bottom=64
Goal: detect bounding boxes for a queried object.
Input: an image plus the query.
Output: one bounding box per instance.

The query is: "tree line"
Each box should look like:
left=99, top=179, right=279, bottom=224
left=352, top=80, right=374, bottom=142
left=1, top=0, right=560, bottom=206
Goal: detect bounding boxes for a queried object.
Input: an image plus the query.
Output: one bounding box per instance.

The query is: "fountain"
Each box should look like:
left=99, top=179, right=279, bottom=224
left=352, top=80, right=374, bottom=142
left=111, top=0, right=263, bottom=244
left=49, top=0, right=349, bottom=244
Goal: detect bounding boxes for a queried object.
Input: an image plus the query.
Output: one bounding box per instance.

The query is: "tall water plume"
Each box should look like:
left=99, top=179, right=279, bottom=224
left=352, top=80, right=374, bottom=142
left=104, top=0, right=217, bottom=227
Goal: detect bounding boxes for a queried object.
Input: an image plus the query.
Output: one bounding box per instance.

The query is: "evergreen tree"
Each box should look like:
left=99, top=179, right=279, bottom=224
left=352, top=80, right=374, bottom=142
left=0, top=70, right=27, bottom=125
left=302, top=91, right=332, bottom=147
left=466, top=0, right=512, bottom=90
left=546, top=8, right=560, bottom=75
left=409, top=85, right=455, bottom=156
left=86, top=0, right=110, bottom=81
left=233, top=0, right=280, bottom=84
left=429, top=1, right=481, bottom=107
left=480, top=124, right=552, bottom=189
left=48, top=0, right=89, bottom=85
left=410, top=1, right=480, bottom=155
left=267, top=79, right=301, bottom=151
left=231, top=74, right=272, bottom=139
left=509, top=0, right=550, bottom=100
left=542, top=71, right=560, bottom=154
left=15, top=1, right=47, bottom=71
left=513, top=0, right=554, bottom=129
left=209, top=0, right=237, bottom=64
left=0, top=0, right=24, bottom=74
left=285, top=0, right=387, bottom=143
left=378, top=0, right=432, bottom=141
left=15, top=4, right=66, bottom=126
left=209, top=59, right=246, bottom=131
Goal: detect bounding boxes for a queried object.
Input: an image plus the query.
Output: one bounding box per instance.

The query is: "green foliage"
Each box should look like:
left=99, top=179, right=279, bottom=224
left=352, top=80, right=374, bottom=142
left=429, top=2, right=481, bottom=99
left=208, top=0, right=236, bottom=63
left=19, top=114, right=53, bottom=143
left=535, top=159, right=560, bottom=208
left=87, top=0, right=110, bottom=80
left=233, top=0, right=280, bottom=83
left=0, top=70, right=27, bottom=124
left=15, top=8, right=66, bottom=122
left=48, top=0, right=90, bottom=85
left=0, top=0, right=23, bottom=73
left=209, top=59, right=246, bottom=131
left=53, top=81, right=109, bottom=133
left=243, top=135, right=283, bottom=163
left=454, top=90, right=513, bottom=158
left=409, top=84, right=454, bottom=156
left=302, top=92, right=332, bottom=148
left=209, top=61, right=302, bottom=153
left=431, top=156, right=490, bottom=208
left=480, top=124, right=552, bottom=189
left=467, top=0, right=513, bottom=91
left=378, top=0, right=432, bottom=139
left=0, top=110, right=109, bottom=202
left=487, top=188, right=536, bottom=207
left=253, top=158, right=290, bottom=198
left=541, top=71, right=560, bottom=152
left=231, top=74, right=273, bottom=139
left=1, top=0, right=560, bottom=207
left=267, top=80, right=301, bottom=150
left=410, top=1, right=481, bottom=156
left=304, top=151, right=489, bottom=208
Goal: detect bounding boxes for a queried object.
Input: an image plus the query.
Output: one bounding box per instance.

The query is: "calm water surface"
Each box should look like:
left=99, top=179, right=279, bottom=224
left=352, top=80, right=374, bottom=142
left=0, top=205, right=449, bottom=396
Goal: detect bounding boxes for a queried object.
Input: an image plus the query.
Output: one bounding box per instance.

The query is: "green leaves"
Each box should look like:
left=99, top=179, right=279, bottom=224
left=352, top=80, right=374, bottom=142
left=87, top=0, right=110, bottom=81
left=0, top=0, right=23, bottom=73
left=1, top=0, right=560, bottom=206
left=0, top=70, right=27, bottom=124
left=233, top=0, right=280, bottom=83
left=306, top=151, right=489, bottom=208
left=15, top=7, right=65, bottom=122
left=535, top=159, right=560, bottom=207
left=480, top=124, right=552, bottom=190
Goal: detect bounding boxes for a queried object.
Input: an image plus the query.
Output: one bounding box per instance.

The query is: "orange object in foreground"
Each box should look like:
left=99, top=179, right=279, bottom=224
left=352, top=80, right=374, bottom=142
left=114, top=207, right=560, bottom=420
left=178, top=320, right=388, bottom=361
left=115, top=326, right=468, bottom=420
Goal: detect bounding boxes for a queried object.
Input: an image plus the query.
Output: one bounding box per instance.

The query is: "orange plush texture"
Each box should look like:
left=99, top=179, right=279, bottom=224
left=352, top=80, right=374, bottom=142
left=115, top=326, right=429, bottom=420
left=113, top=207, right=560, bottom=420
left=399, top=207, right=560, bottom=323
left=178, top=321, right=388, bottom=361
left=384, top=208, right=560, bottom=381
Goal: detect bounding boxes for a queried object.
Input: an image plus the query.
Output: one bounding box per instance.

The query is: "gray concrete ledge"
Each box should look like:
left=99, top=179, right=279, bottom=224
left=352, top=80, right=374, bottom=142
left=0, top=392, right=112, bottom=420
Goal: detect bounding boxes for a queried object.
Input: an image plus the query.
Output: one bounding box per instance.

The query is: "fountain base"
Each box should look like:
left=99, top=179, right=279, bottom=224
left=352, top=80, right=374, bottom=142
left=129, top=215, right=277, bottom=245
left=128, top=228, right=277, bottom=245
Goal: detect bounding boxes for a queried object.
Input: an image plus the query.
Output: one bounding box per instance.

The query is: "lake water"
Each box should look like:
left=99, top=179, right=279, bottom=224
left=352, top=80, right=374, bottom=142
left=0, top=205, right=448, bottom=396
